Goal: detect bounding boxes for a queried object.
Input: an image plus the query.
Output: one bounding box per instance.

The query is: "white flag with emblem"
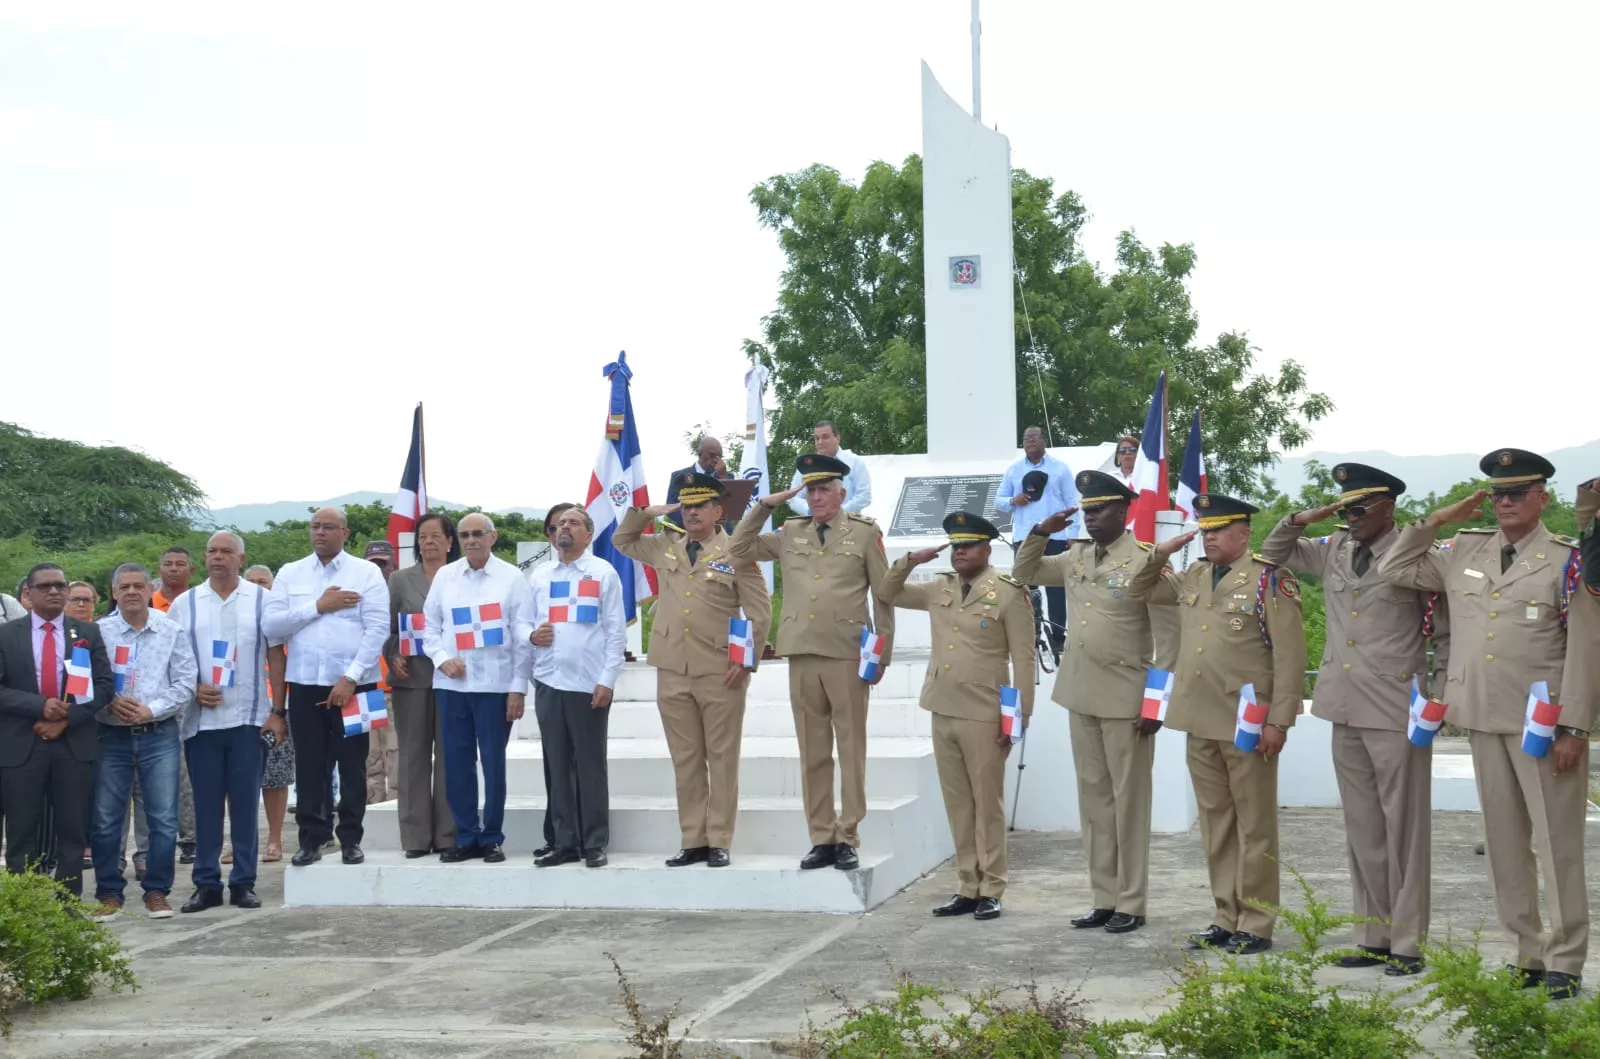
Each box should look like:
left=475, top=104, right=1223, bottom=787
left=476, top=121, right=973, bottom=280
left=743, top=362, right=775, bottom=593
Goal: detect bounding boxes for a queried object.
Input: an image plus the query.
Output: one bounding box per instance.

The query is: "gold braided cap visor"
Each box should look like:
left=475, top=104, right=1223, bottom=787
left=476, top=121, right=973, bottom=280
left=1078, top=494, right=1126, bottom=507
left=1337, top=485, right=1392, bottom=504
left=947, top=532, right=992, bottom=543
left=1196, top=513, right=1248, bottom=530
left=1489, top=473, right=1546, bottom=490
left=801, top=471, right=844, bottom=484
left=677, top=488, right=722, bottom=506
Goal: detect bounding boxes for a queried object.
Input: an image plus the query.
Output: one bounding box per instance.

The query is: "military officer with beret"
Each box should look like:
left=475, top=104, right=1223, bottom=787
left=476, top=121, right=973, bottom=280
left=1130, top=493, right=1308, bottom=955
left=731, top=454, right=895, bottom=872
left=1011, top=470, right=1178, bottom=934
left=880, top=512, right=1033, bottom=921
left=1379, top=449, right=1590, bottom=998
left=616, top=473, right=771, bottom=868
left=1262, top=463, right=1450, bottom=975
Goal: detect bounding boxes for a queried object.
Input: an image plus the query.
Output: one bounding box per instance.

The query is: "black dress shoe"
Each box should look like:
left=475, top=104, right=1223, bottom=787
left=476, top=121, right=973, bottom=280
left=1542, top=971, right=1581, bottom=999
left=799, top=844, right=836, bottom=870
left=180, top=888, right=223, bottom=914
left=1336, top=945, right=1391, bottom=968
left=404, top=849, right=431, bottom=859
left=833, top=843, right=859, bottom=871
left=1188, top=924, right=1232, bottom=948
left=707, top=848, right=730, bottom=868
left=1385, top=954, right=1425, bottom=977
left=532, top=843, right=555, bottom=858
left=290, top=846, right=322, bottom=867
left=1507, top=964, right=1545, bottom=989
left=1072, top=908, right=1114, bottom=929
left=1105, top=913, right=1145, bottom=934
left=1226, top=932, right=1273, bottom=955
left=228, top=885, right=261, bottom=909
left=973, top=897, right=1003, bottom=920
left=440, top=845, right=483, bottom=863
left=535, top=848, right=581, bottom=867
left=584, top=848, right=607, bottom=868
left=179, top=842, right=196, bottom=865
left=482, top=845, right=506, bottom=863
left=341, top=845, right=365, bottom=865
left=665, top=846, right=710, bottom=867
left=932, top=894, right=980, bottom=917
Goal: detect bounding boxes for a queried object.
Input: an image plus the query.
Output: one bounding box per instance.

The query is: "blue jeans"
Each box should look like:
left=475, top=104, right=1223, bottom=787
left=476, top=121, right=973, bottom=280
left=438, top=690, right=512, bottom=849
left=92, top=720, right=180, bottom=900
left=185, top=725, right=263, bottom=891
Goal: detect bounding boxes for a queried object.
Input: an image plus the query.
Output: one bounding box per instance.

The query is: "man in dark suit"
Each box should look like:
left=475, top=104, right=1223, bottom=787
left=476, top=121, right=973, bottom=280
left=0, top=563, right=114, bottom=896
left=665, top=435, right=733, bottom=529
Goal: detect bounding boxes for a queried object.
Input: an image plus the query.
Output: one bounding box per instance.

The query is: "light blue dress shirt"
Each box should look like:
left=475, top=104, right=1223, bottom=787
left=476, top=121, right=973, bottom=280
left=994, top=454, right=1080, bottom=542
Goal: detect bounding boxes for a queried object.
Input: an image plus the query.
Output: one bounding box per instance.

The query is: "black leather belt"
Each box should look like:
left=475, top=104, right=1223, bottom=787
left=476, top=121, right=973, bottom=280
left=128, top=719, right=173, bottom=736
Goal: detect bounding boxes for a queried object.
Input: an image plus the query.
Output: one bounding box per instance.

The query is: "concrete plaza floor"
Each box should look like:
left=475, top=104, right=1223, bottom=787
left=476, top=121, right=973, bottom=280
left=7, top=808, right=1599, bottom=1057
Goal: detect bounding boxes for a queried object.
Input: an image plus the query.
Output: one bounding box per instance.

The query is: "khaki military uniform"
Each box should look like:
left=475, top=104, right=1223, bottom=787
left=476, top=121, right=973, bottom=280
left=1129, top=551, right=1308, bottom=938
left=879, top=559, right=1032, bottom=898
left=1013, top=530, right=1178, bottom=916
left=1262, top=520, right=1451, bottom=957
left=615, top=510, right=771, bottom=849
left=1380, top=518, right=1592, bottom=975
left=730, top=502, right=895, bottom=847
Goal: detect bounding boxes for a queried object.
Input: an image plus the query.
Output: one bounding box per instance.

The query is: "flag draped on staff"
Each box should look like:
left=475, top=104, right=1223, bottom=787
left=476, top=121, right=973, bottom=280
left=387, top=403, right=428, bottom=557
left=743, top=362, right=775, bottom=593
left=1128, top=372, right=1169, bottom=542
left=1174, top=408, right=1206, bottom=522
left=586, top=352, right=658, bottom=623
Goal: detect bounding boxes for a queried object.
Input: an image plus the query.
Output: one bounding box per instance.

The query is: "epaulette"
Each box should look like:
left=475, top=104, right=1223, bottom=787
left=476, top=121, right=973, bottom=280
left=782, top=516, right=813, bottom=529
left=1252, top=553, right=1275, bottom=566
left=1136, top=540, right=1153, bottom=551
left=1457, top=527, right=1495, bottom=534
left=1551, top=534, right=1579, bottom=549
left=999, top=574, right=1023, bottom=588
left=661, top=520, right=686, bottom=534
left=1334, top=524, right=1349, bottom=532
left=846, top=513, right=877, bottom=526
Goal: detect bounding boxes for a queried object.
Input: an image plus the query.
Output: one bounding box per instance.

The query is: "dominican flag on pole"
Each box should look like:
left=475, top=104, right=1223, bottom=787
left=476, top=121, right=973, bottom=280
left=999, top=686, right=1024, bottom=743
left=64, top=645, right=92, bottom=698
left=211, top=640, right=237, bottom=688
left=387, top=403, right=427, bottom=558
left=1174, top=408, right=1207, bottom=522
left=342, top=689, right=390, bottom=736
left=1141, top=668, right=1174, bottom=722
left=1407, top=676, right=1448, bottom=747
left=1128, top=371, right=1169, bottom=542
left=398, top=612, right=426, bottom=657
left=1234, top=683, right=1268, bottom=752
left=1522, top=680, right=1560, bottom=757
left=743, top=362, right=775, bottom=593
left=585, top=353, right=658, bottom=623
left=112, top=644, right=136, bottom=694
left=451, top=603, right=506, bottom=650
left=728, top=617, right=757, bottom=668
left=858, top=628, right=887, bottom=682
left=548, top=581, right=601, bottom=624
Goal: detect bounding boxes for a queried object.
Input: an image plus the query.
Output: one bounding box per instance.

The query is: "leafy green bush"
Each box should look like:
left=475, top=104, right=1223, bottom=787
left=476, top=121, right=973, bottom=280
left=1422, top=937, right=1600, bottom=1057
left=0, top=871, right=136, bottom=1035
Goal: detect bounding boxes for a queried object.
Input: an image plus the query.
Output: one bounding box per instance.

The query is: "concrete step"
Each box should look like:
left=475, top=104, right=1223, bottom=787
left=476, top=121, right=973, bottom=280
left=520, top=698, right=932, bottom=740
left=361, top=793, right=920, bottom=855
left=282, top=848, right=909, bottom=913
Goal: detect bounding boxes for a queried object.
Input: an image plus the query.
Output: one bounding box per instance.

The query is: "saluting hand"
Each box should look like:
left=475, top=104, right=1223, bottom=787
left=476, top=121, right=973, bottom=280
left=1426, top=489, right=1490, bottom=529
left=1154, top=529, right=1197, bottom=558
left=1292, top=502, right=1343, bottom=527
left=642, top=503, right=682, bottom=519
left=763, top=486, right=803, bottom=510
left=1035, top=508, right=1078, bottom=536
left=906, top=544, right=948, bottom=566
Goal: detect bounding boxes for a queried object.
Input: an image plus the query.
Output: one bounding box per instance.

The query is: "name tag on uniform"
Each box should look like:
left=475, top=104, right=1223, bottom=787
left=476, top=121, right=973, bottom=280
left=1463, top=569, right=1483, bottom=579
left=1526, top=606, right=1540, bottom=620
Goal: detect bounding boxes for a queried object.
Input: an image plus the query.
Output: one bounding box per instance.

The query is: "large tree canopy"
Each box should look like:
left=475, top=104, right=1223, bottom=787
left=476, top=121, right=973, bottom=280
left=744, top=157, right=1333, bottom=498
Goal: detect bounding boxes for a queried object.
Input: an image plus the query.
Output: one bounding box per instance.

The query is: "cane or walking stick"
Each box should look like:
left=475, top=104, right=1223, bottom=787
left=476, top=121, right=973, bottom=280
left=1009, top=724, right=1029, bottom=831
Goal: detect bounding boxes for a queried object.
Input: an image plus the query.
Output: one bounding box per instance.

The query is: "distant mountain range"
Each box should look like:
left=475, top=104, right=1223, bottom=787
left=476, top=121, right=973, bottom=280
left=1267, top=439, right=1600, bottom=501
left=200, top=491, right=549, bottom=532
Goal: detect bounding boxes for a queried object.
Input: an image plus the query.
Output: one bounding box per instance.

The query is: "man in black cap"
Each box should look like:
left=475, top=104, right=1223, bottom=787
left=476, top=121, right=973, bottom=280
left=1011, top=470, right=1178, bottom=934
left=1262, top=463, right=1449, bottom=975
left=995, top=426, right=1077, bottom=659
left=1130, top=493, right=1307, bottom=955
left=1380, top=448, right=1590, bottom=998
left=731, top=453, right=895, bottom=871
left=880, top=512, right=1033, bottom=920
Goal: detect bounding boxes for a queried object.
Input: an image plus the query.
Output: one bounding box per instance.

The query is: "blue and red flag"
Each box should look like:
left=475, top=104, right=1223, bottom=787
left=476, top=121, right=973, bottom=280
left=112, top=644, right=136, bottom=694
left=858, top=628, right=887, bottom=682
left=398, top=612, right=425, bottom=657
left=999, top=685, right=1024, bottom=743
left=65, top=645, right=92, bottom=699
left=1407, top=676, right=1448, bottom=747
left=1234, top=683, right=1268, bottom=752
left=1174, top=408, right=1207, bottom=522
left=728, top=617, right=757, bottom=668
left=1141, top=668, right=1174, bottom=722
left=387, top=403, right=428, bottom=557
left=451, top=603, right=506, bottom=650
left=211, top=640, right=237, bottom=688
left=1522, top=681, right=1560, bottom=757
left=342, top=689, right=390, bottom=736
left=548, top=580, right=601, bottom=624
left=1128, top=372, right=1169, bottom=542
left=585, top=353, right=659, bottom=623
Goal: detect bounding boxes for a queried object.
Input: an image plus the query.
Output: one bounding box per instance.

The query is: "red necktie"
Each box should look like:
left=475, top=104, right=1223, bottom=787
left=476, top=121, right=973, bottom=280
left=40, top=621, right=59, bottom=699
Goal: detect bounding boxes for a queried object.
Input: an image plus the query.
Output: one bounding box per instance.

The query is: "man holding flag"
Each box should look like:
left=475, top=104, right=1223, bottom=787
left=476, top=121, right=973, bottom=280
left=421, top=513, right=533, bottom=864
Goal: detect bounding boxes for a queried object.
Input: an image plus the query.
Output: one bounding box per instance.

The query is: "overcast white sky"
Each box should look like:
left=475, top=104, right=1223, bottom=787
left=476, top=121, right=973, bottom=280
left=1, top=1, right=1596, bottom=509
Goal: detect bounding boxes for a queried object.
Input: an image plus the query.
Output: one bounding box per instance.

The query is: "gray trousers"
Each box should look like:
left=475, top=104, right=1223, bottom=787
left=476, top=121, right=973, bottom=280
left=534, top=681, right=609, bottom=852
left=134, top=749, right=195, bottom=857
left=391, top=686, right=455, bottom=852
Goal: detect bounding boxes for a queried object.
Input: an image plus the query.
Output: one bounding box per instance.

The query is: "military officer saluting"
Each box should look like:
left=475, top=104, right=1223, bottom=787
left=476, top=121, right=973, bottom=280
left=880, top=512, right=1033, bottom=921
left=731, top=454, right=895, bottom=872
left=1011, top=470, right=1177, bottom=935
left=1130, top=493, right=1308, bottom=956
left=615, top=473, right=771, bottom=868
left=1379, top=449, right=1590, bottom=998
left=1261, top=463, right=1449, bottom=976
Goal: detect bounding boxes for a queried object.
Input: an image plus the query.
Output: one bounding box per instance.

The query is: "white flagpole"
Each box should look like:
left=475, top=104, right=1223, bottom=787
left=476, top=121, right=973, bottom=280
left=743, top=364, right=775, bottom=593
left=971, top=0, right=982, bottom=123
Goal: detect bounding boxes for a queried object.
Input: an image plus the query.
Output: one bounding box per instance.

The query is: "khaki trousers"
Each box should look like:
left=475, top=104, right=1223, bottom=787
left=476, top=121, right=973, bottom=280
left=657, top=669, right=748, bottom=848
left=932, top=712, right=1009, bottom=898
left=390, top=686, right=454, bottom=852
left=1070, top=712, right=1154, bottom=916
left=788, top=655, right=869, bottom=847
left=1187, top=735, right=1280, bottom=938
left=365, top=697, right=400, bottom=804
left=1332, top=723, right=1431, bottom=956
left=1469, top=730, right=1590, bottom=975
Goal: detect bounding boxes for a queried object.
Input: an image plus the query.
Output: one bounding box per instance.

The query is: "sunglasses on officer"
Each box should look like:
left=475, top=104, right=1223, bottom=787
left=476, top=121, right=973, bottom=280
left=1343, top=497, right=1394, bottom=519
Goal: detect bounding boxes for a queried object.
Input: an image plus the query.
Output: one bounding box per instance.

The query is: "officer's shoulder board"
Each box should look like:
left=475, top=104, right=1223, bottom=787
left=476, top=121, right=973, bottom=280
left=998, top=574, right=1024, bottom=589
left=1551, top=534, right=1579, bottom=550
left=1456, top=527, right=1495, bottom=535
left=846, top=513, right=878, bottom=528
left=782, top=515, right=813, bottom=530
left=1135, top=539, right=1154, bottom=551
left=661, top=520, right=686, bottom=535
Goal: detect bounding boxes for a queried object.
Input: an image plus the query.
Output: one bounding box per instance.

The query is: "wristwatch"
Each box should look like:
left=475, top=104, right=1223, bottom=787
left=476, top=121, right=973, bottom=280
left=1559, top=726, right=1589, bottom=740
left=1267, top=723, right=1291, bottom=732
left=270, top=707, right=287, bottom=718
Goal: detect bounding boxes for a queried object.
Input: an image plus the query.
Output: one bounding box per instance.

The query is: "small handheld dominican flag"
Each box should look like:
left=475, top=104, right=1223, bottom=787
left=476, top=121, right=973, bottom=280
left=999, top=685, right=1024, bottom=743
left=451, top=603, right=506, bottom=650
left=858, top=628, right=887, bottom=682
left=548, top=580, right=601, bottom=624
left=64, top=645, right=92, bottom=698
left=112, top=644, right=136, bottom=694
left=1522, top=680, right=1561, bottom=758
left=210, top=640, right=237, bottom=688
left=398, top=612, right=426, bottom=657
left=342, top=688, right=390, bottom=736
left=1234, top=683, right=1269, bottom=752
left=728, top=618, right=757, bottom=668
left=1141, top=668, right=1174, bottom=722
left=1407, top=677, right=1448, bottom=747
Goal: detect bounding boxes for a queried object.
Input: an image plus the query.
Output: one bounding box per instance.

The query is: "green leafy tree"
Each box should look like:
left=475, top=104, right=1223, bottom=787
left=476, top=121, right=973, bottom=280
left=744, top=159, right=1333, bottom=499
